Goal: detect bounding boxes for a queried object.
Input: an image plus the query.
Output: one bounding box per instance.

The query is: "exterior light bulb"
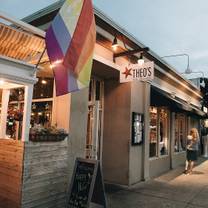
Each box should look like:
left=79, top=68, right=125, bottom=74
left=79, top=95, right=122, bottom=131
left=54, top=59, right=63, bottom=65
left=138, top=53, right=144, bottom=65
left=50, top=59, right=63, bottom=69
left=41, top=80, right=47, bottom=84
left=112, top=36, right=118, bottom=51
left=0, top=80, right=5, bottom=85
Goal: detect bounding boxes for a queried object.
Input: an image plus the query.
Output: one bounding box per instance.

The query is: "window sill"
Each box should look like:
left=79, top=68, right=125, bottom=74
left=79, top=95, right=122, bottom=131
left=174, top=151, right=186, bottom=155
left=149, top=154, right=169, bottom=161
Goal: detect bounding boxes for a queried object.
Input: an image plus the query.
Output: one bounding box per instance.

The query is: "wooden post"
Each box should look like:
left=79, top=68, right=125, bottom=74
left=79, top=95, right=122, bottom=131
left=0, top=89, right=10, bottom=138
left=22, top=84, right=33, bottom=142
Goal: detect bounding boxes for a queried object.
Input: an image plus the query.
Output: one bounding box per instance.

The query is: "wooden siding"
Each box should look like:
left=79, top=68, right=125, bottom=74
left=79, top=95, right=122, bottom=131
left=21, top=139, right=69, bottom=208
left=0, top=139, right=24, bottom=208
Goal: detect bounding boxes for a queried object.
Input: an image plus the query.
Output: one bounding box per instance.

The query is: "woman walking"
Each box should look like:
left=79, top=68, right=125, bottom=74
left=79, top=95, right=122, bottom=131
left=184, top=128, right=199, bottom=174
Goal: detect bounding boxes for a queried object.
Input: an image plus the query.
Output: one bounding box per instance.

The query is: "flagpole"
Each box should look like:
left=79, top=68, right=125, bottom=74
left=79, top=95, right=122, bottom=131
left=35, top=47, right=46, bottom=69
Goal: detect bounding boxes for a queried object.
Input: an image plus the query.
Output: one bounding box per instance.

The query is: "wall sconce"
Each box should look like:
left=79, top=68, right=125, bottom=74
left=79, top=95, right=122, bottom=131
left=113, top=46, right=149, bottom=63
left=0, top=79, right=5, bottom=85
left=49, top=59, right=63, bottom=69
left=137, top=52, right=144, bottom=65
left=111, top=36, right=118, bottom=51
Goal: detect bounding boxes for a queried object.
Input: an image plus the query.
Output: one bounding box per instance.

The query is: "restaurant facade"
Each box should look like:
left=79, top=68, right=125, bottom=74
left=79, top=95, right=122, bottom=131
left=0, top=1, right=205, bottom=207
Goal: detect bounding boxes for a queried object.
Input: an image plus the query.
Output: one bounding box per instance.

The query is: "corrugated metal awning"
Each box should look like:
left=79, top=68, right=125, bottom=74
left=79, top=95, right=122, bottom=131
left=0, top=22, right=46, bottom=64
left=151, top=86, right=205, bottom=117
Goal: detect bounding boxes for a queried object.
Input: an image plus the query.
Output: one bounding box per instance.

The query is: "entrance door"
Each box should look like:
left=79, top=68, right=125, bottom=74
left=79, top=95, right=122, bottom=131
left=175, top=113, right=187, bottom=152
left=86, top=78, right=104, bottom=161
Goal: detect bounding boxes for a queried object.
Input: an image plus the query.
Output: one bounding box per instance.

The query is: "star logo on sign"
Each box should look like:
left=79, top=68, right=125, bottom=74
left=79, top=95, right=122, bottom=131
left=122, top=67, right=132, bottom=78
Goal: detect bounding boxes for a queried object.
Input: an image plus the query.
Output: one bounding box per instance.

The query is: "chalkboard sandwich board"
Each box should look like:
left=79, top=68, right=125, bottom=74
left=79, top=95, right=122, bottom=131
left=68, top=158, right=107, bottom=208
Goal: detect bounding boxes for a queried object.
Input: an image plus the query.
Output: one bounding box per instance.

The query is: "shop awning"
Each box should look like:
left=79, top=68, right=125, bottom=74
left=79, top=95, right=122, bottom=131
left=0, top=23, right=45, bottom=64
left=151, top=86, right=205, bottom=117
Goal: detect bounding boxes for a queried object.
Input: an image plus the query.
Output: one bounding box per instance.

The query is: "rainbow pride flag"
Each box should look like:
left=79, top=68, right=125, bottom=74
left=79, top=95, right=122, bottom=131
left=45, top=0, right=96, bottom=96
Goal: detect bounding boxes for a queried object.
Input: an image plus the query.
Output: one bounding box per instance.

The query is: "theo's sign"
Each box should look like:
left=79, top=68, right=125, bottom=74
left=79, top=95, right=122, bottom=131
left=120, top=61, right=154, bottom=83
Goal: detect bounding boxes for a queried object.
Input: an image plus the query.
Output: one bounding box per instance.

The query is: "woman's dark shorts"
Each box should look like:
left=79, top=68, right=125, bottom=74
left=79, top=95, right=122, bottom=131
left=187, top=149, right=198, bottom=161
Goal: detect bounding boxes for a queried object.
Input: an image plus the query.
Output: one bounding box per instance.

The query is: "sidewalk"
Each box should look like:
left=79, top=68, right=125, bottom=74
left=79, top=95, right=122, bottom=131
left=104, top=157, right=208, bottom=208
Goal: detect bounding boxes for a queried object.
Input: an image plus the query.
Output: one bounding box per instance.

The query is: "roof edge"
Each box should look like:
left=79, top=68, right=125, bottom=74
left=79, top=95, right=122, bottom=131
left=22, top=1, right=201, bottom=92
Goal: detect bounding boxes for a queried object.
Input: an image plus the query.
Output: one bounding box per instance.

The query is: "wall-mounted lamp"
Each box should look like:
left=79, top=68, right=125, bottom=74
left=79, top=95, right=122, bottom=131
left=0, top=80, right=5, bottom=85
left=111, top=36, right=118, bottom=51
left=113, top=47, right=149, bottom=63
left=49, top=59, right=63, bottom=69
left=137, top=52, right=144, bottom=65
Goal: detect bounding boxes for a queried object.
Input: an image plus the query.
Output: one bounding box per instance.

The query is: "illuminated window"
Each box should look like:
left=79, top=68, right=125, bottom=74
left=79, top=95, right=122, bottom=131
left=149, top=107, right=169, bottom=158
left=175, top=113, right=187, bottom=152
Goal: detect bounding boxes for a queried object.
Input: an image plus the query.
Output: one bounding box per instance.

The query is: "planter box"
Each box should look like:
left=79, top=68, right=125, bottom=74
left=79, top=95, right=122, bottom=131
left=29, top=133, right=68, bottom=142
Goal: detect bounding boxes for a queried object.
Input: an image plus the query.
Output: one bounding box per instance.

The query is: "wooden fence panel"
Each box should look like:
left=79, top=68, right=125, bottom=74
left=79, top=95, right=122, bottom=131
left=0, top=139, right=24, bottom=208
left=22, top=139, right=69, bottom=208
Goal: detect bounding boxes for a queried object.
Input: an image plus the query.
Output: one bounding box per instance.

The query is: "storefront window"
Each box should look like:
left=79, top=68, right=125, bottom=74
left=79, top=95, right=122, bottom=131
left=175, top=113, right=187, bottom=152
left=33, top=78, right=54, bottom=99
left=31, top=101, right=52, bottom=128
left=149, top=107, right=169, bottom=158
left=6, top=89, right=25, bottom=139
left=159, top=108, right=169, bottom=156
left=150, top=107, right=158, bottom=157
left=6, top=77, right=54, bottom=139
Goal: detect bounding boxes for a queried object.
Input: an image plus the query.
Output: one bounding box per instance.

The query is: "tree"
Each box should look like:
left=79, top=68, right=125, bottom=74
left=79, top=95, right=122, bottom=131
left=200, top=78, right=208, bottom=108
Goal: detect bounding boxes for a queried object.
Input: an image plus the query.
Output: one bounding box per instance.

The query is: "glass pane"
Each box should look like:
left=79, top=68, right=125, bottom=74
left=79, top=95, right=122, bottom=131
left=7, top=103, right=23, bottom=139
left=95, top=80, right=100, bottom=101
left=33, top=78, right=54, bottom=99
left=10, top=88, right=24, bottom=101
left=31, top=101, right=52, bottom=128
left=149, top=107, right=158, bottom=157
left=7, top=89, right=25, bottom=140
left=174, top=114, right=186, bottom=152
left=88, top=80, right=93, bottom=102
left=159, top=108, right=169, bottom=156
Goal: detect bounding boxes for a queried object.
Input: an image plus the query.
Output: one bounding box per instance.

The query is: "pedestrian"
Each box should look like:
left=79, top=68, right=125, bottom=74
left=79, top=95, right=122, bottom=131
left=183, top=128, right=199, bottom=174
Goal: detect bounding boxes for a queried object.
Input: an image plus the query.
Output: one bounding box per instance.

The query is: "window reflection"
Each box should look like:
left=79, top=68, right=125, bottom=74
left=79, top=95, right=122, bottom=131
left=149, top=107, right=169, bottom=158
left=4, top=77, right=54, bottom=140
left=175, top=113, right=187, bottom=152
left=33, top=78, right=53, bottom=99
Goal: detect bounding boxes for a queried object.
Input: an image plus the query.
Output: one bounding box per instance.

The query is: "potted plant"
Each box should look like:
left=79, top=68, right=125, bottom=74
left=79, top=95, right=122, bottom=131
left=29, top=125, right=68, bottom=142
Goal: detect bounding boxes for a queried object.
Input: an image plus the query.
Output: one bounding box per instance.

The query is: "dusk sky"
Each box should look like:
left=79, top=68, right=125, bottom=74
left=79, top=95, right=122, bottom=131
left=1, top=0, right=208, bottom=78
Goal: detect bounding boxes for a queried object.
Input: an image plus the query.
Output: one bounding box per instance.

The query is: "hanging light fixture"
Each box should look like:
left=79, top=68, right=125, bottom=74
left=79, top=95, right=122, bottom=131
left=50, top=59, right=63, bottom=69
left=0, top=79, right=5, bottom=85
left=41, top=79, right=47, bottom=85
left=137, top=52, right=144, bottom=65
left=112, top=36, right=118, bottom=51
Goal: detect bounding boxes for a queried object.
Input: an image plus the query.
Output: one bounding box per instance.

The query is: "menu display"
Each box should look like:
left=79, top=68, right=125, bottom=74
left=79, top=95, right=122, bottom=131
left=68, top=158, right=106, bottom=208
left=132, top=112, right=144, bottom=145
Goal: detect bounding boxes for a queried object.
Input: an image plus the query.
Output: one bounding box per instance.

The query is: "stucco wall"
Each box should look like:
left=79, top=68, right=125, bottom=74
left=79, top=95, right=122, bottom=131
left=129, top=81, right=146, bottom=184
left=102, top=80, right=131, bottom=185
left=172, top=152, right=186, bottom=168
left=149, top=156, right=171, bottom=178
left=68, top=89, right=89, bottom=180
left=52, top=94, right=70, bottom=133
